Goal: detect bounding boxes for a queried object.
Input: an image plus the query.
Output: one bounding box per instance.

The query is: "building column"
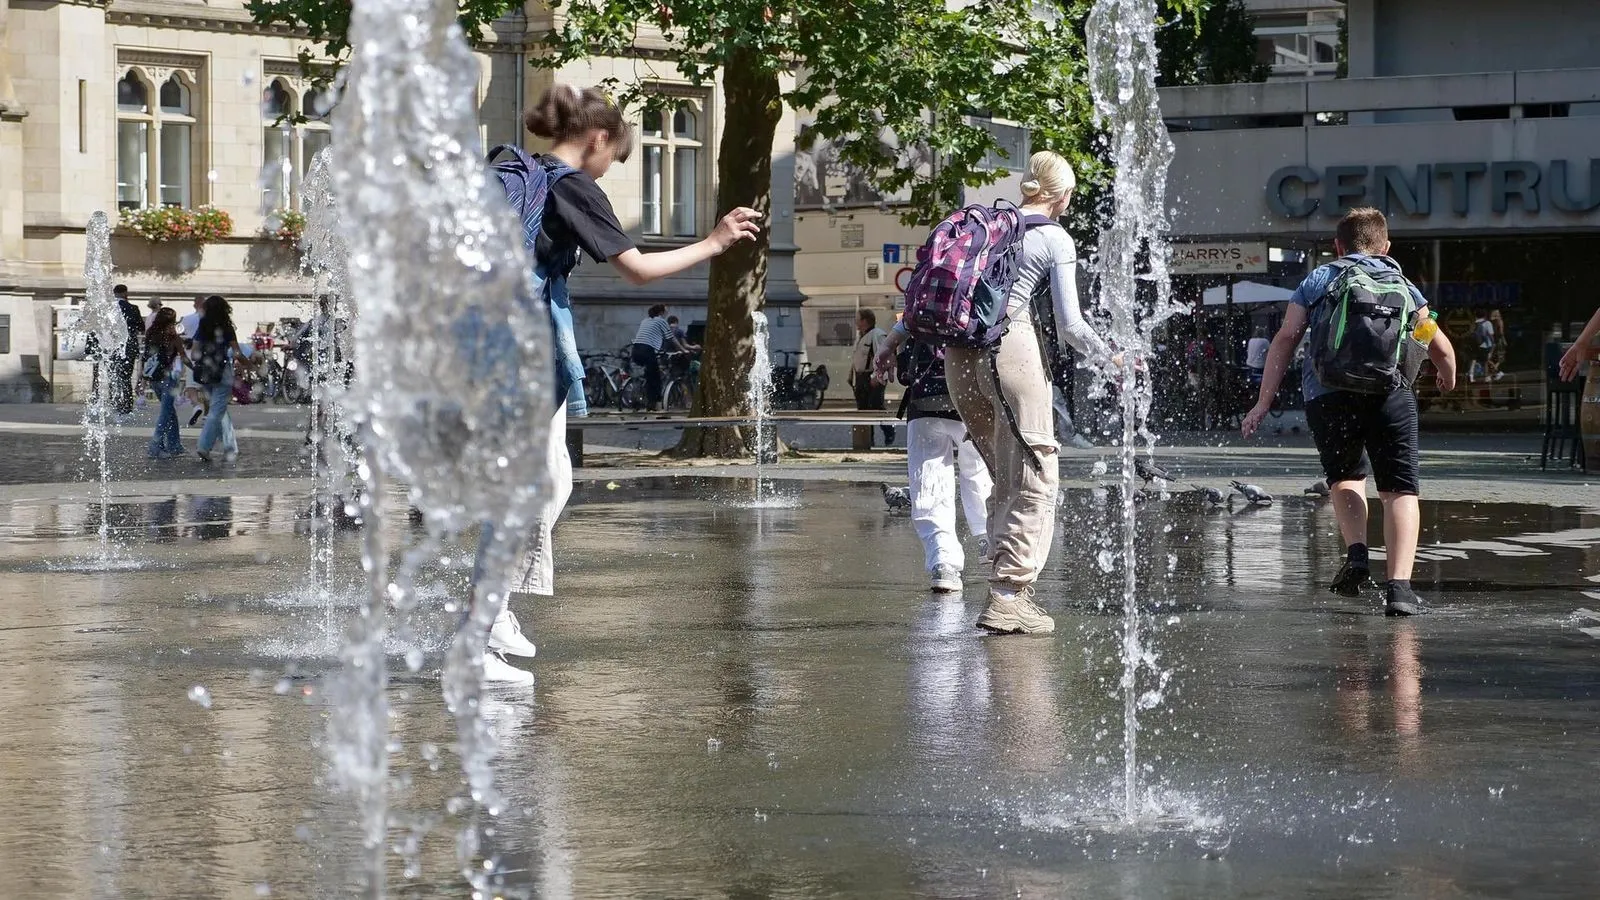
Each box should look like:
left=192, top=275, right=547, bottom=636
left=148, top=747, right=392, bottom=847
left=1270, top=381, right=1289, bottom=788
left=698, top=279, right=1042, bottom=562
left=0, top=107, right=24, bottom=264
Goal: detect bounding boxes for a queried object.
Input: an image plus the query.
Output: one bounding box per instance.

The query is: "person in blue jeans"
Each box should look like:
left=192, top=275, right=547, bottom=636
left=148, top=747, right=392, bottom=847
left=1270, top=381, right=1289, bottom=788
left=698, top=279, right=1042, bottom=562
left=192, top=295, right=245, bottom=463
left=139, top=307, right=190, bottom=458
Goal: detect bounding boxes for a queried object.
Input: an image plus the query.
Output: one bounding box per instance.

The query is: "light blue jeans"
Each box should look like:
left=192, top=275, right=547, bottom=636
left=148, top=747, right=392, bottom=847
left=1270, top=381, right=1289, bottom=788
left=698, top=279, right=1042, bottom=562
left=197, top=366, right=234, bottom=454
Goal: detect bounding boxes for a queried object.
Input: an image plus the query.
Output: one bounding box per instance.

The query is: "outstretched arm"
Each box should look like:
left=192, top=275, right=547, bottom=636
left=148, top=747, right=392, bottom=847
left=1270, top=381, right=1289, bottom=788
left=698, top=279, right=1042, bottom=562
left=608, top=207, right=761, bottom=286
left=1050, top=262, right=1113, bottom=365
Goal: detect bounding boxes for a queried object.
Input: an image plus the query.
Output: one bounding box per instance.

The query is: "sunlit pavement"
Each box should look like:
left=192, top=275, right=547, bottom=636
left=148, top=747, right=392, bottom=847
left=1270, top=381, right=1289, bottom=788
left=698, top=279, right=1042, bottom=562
left=1, top=465, right=1597, bottom=897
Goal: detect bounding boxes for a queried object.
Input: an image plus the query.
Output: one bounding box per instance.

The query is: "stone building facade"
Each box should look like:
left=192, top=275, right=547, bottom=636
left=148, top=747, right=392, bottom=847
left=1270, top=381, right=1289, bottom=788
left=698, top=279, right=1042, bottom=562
left=0, top=0, right=801, bottom=401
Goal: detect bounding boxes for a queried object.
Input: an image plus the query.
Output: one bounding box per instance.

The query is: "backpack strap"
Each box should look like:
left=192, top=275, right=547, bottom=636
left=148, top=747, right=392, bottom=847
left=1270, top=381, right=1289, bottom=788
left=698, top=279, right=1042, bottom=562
left=987, top=345, right=1045, bottom=473
left=487, top=143, right=537, bottom=169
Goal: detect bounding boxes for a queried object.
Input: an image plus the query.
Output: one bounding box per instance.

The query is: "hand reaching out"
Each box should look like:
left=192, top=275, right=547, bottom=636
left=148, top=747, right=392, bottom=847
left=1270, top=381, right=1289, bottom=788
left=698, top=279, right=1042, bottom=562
left=710, top=207, right=763, bottom=253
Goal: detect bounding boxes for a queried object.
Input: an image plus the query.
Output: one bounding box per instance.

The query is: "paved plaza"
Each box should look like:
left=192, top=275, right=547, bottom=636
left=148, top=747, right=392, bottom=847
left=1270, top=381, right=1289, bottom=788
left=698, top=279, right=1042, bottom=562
left=1, top=407, right=1597, bottom=898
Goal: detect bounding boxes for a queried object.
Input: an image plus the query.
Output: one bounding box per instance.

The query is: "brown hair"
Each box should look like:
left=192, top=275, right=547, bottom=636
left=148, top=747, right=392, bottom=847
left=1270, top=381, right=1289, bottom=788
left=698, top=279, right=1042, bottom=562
left=1335, top=207, right=1388, bottom=255
left=148, top=307, right=184, bottom=356
left=524, top=85, right=633, bottom=162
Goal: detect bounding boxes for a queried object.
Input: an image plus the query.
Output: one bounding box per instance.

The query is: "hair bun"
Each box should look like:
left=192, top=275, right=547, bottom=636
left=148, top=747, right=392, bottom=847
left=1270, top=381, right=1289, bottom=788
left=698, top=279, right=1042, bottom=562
left=1020, top=179, right=1042, bottom=197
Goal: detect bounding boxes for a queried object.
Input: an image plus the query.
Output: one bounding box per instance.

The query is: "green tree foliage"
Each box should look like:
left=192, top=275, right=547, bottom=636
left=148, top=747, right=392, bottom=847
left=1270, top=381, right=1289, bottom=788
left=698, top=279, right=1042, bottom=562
left=245, top=0, right=1208, bottom=455
left=1155, top=0, right=1268, bottom=88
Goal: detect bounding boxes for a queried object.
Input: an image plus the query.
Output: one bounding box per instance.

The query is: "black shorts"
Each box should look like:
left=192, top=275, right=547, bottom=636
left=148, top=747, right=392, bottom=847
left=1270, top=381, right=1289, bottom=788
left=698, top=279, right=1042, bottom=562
left=1304, top=389, right=1420, bottom=495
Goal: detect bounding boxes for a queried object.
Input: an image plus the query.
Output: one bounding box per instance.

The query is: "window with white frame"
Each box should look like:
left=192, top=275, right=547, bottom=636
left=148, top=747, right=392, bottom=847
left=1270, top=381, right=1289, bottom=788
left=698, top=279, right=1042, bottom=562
left=641, top=99, right=704, bottom=238
left=261, top=76, right=334, bottom=213
left=978, top=119, right=1029, bottom=172
left=116, top=60, right=201, bottom=210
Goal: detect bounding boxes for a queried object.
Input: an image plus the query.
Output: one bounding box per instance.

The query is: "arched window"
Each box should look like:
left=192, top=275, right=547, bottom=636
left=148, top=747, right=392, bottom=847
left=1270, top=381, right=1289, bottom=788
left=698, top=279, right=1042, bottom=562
left=641, top=99, right=704, bottom=238
left=117, top=72, right=147, bottom=113
left=159, top=76, right=190, bottom=115
left=262, top=80, right=297, bottom=212
left=158, top=75, right=196, bottom=208
left=116, top=66, right=201, bottom=210
left=116, top=72, right=153, bottom=209
left=257, top=71, right=337, bottom=214
left=262, top=81, right=293, bottom=119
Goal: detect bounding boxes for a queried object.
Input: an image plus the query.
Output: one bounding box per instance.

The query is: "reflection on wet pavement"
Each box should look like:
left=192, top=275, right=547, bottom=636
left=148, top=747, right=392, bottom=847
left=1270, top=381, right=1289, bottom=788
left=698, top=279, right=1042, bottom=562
left=0, top=478, right=1596, bottom=898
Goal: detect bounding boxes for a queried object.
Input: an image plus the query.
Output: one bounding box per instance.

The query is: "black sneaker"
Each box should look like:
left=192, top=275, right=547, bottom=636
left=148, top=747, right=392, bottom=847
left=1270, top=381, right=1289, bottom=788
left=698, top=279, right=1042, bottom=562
left=1384, top=583, right=1431, bottom=617
left=1329, top=562, right=1370, bottom=597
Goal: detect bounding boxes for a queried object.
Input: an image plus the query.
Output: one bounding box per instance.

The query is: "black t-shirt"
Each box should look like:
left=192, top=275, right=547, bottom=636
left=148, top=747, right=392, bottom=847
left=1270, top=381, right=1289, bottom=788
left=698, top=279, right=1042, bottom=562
left=534, top=157, right=634, bottom=272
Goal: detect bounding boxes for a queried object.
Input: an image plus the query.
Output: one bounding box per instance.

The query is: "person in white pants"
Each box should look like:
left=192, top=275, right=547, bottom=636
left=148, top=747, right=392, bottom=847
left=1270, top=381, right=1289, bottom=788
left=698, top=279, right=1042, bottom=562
left=513, top=404, right=572, bottom=597
left=877, top=325, right=993, bottom=592
left=908, top=416, right=991, bottom=590
left=479, top=81, right=763, bottom=685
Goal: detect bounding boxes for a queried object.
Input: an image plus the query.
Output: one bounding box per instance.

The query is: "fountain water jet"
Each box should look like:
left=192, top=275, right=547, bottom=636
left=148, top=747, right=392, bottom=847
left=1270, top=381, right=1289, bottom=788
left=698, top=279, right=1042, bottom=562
left=746, top=310, right=776, bottom=502
left=331, top=0, right=555, bottom=891
left=77, top=211, right=128, bottom=568
left=1085, top=0, right=1184, bottom=822
left=299, top=148, right=357, bottom=650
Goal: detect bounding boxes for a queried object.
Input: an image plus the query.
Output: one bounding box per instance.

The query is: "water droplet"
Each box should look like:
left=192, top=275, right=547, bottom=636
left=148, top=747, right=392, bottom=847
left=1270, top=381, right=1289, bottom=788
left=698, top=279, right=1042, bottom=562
left=187, top=685, right=213, bottom=708
left=274, top=678, right=293, bottom=695
left=406, top=648, right=424, bottom=671
left=1096, top=549, right=1115, bottom=573
left=706, top=738, right=723, bottom=753
left=254, top=883, right=272, bottom=897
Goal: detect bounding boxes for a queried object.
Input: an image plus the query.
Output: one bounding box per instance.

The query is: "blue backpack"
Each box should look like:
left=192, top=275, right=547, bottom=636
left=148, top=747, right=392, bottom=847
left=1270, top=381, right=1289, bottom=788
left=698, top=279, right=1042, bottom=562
left=486, top=145, right=578, bottom=274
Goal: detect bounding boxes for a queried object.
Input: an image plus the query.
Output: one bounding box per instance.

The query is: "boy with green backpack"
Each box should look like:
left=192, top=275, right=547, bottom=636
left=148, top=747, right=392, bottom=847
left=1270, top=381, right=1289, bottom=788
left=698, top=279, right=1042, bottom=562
left=1243, top=207, right=1457, bottom=616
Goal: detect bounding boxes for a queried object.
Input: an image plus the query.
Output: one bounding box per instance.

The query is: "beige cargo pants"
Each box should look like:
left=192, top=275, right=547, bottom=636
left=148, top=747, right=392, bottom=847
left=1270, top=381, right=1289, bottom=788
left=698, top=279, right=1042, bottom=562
left=945, top=319, right=1060, bottom=589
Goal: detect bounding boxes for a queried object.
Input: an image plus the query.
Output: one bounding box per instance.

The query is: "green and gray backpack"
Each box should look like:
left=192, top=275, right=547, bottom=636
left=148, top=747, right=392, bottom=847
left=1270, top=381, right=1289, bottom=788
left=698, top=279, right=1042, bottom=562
left=1307, top=255, right=1417, bottom=394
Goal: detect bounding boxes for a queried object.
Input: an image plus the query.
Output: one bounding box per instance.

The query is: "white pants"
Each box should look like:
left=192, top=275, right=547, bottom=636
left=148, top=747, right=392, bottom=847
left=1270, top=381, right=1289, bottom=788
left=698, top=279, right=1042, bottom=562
left=516, top=404, right=573, bottom=596
left=908, top=416, right=992, bottom=572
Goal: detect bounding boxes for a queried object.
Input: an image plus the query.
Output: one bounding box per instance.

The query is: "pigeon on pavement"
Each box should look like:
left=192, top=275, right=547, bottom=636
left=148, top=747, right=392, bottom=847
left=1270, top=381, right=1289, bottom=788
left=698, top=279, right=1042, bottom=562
left=881, top=483, right=912, bottom=514
left=1230, top=480, right=1274, bottom=505
left=1304, top=480, right=1330, bottom=499
left=1134, top=457, right=1173, bottom=485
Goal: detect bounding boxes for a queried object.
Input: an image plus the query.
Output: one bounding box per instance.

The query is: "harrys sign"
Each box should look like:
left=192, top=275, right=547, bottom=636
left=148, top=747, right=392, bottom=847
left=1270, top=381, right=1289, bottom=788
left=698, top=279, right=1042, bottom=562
left=1170, top=242, right=1268, bottom=276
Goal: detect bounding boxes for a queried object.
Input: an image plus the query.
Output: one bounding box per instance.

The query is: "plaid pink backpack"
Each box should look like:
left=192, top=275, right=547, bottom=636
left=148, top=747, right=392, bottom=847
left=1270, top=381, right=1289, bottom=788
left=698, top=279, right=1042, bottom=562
left=901, top=200, right=1054, bottom=349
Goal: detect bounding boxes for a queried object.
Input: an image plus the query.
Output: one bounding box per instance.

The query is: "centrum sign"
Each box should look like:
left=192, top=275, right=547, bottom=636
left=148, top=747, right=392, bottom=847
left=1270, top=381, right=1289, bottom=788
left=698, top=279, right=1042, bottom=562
left=1170, top=241, right=1268, bottom=275
left=1266, top=160, right=1600, bottom=218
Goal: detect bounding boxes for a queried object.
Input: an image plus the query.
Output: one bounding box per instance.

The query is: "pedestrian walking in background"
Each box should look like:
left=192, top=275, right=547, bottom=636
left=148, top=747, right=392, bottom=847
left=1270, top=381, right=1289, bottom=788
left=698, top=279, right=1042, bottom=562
left=851, top=309, right=894, bottom=446
left=630, top=305, right=691, bottom=411
left=113, top=284, right=145, bottom=414
left=143, top=298, right=163, bottom=331
left=139, top=307, right=188, bottom=458
left=191, top=295, right=245, bottom=464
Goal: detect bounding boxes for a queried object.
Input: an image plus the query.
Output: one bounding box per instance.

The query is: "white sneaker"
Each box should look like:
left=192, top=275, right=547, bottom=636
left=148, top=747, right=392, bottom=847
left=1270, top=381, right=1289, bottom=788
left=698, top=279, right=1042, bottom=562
left=488, top=608, right=537, bottom=658
left=481, top=651, right=535, bottom=686
left=930, top=564, right=963, bottom=593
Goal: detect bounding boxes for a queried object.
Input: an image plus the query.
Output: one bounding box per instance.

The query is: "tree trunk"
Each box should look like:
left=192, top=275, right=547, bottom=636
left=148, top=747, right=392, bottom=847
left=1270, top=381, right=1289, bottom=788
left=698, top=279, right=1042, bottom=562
left=671, top=50, right=781, bottom=458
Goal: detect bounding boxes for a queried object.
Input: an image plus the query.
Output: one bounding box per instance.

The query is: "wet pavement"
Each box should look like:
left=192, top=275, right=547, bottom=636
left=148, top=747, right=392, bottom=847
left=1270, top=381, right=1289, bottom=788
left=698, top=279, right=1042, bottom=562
left=1, top=476, right=1598, bottom=898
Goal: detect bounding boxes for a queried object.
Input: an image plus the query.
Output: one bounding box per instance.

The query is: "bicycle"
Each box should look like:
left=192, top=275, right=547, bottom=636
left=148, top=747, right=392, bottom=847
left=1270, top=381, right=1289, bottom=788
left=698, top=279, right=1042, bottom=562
left=771, top=350, right=829, bottom=410
left=582, top=351, right=634, bottom=411
left=658, top=350, right=698, bottom=411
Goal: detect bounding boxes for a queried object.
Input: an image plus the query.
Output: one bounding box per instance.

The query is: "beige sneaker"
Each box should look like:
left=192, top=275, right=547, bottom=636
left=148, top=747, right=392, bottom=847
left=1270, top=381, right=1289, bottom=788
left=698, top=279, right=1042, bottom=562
left=976, top=587, right=1055, bottom=635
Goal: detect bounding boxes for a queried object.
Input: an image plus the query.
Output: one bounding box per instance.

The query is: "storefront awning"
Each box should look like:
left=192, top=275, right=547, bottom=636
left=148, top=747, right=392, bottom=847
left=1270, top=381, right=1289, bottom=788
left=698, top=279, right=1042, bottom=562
left=1201, top=281, right=1294, bottom=306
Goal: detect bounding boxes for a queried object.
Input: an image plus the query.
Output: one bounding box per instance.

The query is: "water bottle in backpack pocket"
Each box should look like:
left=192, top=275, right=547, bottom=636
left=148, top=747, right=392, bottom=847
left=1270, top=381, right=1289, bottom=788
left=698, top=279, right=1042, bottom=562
left=1307, top=256, right=1417, bottom=394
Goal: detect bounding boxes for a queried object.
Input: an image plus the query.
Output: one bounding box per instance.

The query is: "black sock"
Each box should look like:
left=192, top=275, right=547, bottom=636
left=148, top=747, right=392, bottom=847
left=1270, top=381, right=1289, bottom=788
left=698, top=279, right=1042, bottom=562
left=1347, top=543, right=1369, bottom=567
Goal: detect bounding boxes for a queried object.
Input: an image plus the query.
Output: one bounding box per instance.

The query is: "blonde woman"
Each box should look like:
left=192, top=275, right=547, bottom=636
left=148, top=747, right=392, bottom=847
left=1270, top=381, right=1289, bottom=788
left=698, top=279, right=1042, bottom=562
left=945, top=151, right=1117, bottom=635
